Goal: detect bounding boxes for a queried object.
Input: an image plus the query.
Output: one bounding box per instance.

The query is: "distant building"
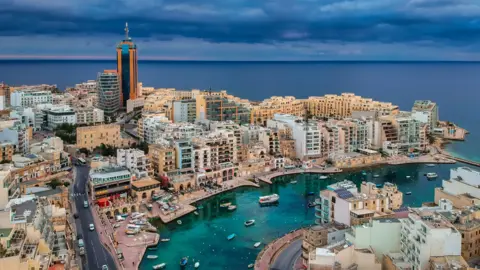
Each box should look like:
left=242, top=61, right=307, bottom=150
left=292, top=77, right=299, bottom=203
left=116, top=23, right=138, bottom=106
left=43, top=105, right=77, bottom=130
left=97, top=70, right=121, bottom=115
left=412, top=100, right=439, bottom=132
left=10, top=90, right=53, bottom=107
left=75, top=107, right=104, bottom=126
left=173, top=99, right=197, bottom=123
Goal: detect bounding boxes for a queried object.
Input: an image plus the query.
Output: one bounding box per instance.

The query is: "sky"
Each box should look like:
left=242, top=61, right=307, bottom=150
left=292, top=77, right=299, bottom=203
left=1, top=0, right=480, bottom=60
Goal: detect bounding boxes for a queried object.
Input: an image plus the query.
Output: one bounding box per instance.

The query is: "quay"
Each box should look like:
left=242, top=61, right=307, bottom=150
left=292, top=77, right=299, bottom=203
left=440, top=153, right=480, bottom=167
left=256, top=167, right=342, bottom=184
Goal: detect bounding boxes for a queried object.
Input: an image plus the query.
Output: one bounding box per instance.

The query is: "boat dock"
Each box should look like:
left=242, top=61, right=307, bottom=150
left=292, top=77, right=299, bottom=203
left=440, top=153, right=480, bottom=167
left=256, top=167, right=342, bottom=185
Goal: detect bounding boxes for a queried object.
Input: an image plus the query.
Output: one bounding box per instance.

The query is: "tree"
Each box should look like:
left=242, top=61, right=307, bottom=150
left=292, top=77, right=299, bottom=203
left=46, top=179, right=62, bottom=189
left=63, top=182, right=70, bottom=187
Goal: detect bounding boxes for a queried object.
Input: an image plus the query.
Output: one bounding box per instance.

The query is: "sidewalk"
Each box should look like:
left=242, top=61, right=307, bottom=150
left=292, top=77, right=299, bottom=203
left=255, top=229, right=305, bottom=270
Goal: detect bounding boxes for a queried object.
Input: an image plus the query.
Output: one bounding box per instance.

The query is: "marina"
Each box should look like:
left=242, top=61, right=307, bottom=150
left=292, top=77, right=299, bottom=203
left=141, top=162, right=475, bottom=270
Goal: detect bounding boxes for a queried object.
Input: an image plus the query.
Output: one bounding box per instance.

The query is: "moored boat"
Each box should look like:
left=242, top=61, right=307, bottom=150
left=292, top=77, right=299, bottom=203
left=373, top=174, right=380, bottom=178
left=177, top=220, right=182, bottom=225
left=406, top=192, right=412, bottom=195
left=307, top=192, right=315, bottom=196
left=259, top=194, right=279, bottom=205
left=160, top=238, right=170, bottom=242
left=227, top=233, right=236, bottom=240
left=244, top=219, right=255, bottom=227
left=376, top=184, right=382, bottom=188
left=361, top=171, right=367, bottom=176
left=248, top=263, right=254, bottom=268
left=194, top=262, right=200, bottom=268
left=426, top=172, right=438, bottom=179
left=180, top=257, right=188, bottom=266
left=228, top=205, right=237, bottom=211
left=406, top=176, right=411, bottom=179
left=194, top=211, right=199, bottom=216
left=147, top=255, right=158, bottom=259
left=254, top=242, right=261, bottom=248
left=319, top=175, right=328, bottom=179
left=220, top=202, right=232, bottom=208
left=152, top=263, right=166, bottom=269
left=426, top=164, right=436, bottom=167
left=148, top=247, right=158, bottom=251
left=290, top=180, right=297, bottom=184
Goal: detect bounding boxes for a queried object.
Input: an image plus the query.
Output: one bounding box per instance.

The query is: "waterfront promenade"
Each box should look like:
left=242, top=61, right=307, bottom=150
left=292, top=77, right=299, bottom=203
left=255, top=228, right=305, bottom=270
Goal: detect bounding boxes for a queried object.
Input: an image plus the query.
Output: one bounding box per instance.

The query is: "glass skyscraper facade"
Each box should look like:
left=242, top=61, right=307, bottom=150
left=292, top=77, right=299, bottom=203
left=116, top=23, right=138, bottom=107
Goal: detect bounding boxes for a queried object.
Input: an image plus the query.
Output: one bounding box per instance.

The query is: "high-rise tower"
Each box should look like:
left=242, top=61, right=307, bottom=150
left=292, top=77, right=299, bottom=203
left=116, top=22, right=138, bottom=107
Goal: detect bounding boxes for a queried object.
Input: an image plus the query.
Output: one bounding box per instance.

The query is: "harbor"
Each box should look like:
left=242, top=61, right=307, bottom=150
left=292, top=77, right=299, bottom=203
left=140, top=162, right=475, bottom=269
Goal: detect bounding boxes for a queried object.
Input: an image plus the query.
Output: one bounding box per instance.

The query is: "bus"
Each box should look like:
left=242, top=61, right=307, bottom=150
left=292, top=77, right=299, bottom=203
left=77, top=158, right=86, bottom=165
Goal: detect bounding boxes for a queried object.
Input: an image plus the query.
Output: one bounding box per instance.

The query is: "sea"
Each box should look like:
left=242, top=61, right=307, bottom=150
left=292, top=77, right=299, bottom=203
left=1, top=60, right=479, bottom=269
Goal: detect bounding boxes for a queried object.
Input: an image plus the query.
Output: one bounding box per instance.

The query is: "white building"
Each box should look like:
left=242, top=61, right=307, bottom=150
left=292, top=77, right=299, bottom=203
left=194, top=145, right=211, bottom=169
left=269, top=114, right=321, bottom=160
left=399, top=208, right=462, bottom=270
left=75, top=107, right=104, bottom=125
left=116, top=148, right=151, bottom=179
left=44, top=105, right=77, bottom=130
left=11, top=90, right=53, bottom=107
left=173, top=99, right=196, bottom=123
left=441, top=167, right=480, bottom=199
left=10, top=107, right=43, bottom=131
left=412, top=100, right=439, bottom=132
left=0, top=121, right=30, bottom=154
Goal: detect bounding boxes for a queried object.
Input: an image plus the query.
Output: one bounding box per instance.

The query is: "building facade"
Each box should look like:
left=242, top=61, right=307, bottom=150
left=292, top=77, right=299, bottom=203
left=116, top=23, right=138, bottom=106
left=75, top=107, right=104, bottom=126
left=76, top=124, right=135, bottom=150
left=10, top=90, right=53, bottom=108
left=97, top=70, right=121, bottom=115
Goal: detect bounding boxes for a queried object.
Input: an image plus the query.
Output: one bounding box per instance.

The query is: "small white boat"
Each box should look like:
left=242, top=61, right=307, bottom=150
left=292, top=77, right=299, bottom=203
left=177, top=220, right=182, bottom=225
left=248, top=263, right=254, bottom=268
left=228, top=205, right=237, bottom=211
left=319, top=175, right=328, bottom=180
left=160, top=238, right=170, bottom=242
left=426, top=172, right=438, bottom=179
left=153, top=263, right=166, bottom=269
left=244, top=219, right=255, bottom=227
left=254, top=242, right=261, bottom=248
left=194, top=262, right=200, bottom=268
left=373, top=174, right=380, bottom=178
left=426, top=164, right=436, bottom=167
left=194, top=211, right=199, bottom=216
left=147, top=255, right=158, bottom=259
left=290, top=180, right=297, bottom=184
left=406, top=176, right=411, bottom=179
left=220, top=202, right=232, bottom=208
left=406, top=192, right=412, bottom=195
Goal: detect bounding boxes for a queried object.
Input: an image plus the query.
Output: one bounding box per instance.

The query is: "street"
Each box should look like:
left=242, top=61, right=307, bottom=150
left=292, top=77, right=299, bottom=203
left=73, top=165, right=116, bottom=270
left=270, top=239, right=302, bottom=270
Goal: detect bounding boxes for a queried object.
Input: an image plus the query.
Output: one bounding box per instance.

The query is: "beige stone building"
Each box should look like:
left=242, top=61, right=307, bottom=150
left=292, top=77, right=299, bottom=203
left=250, top=96, right=304, bottom=126
left=131, top=177, right=162, bottom=201
left=76, top=124, right=136, bottom=150
left=149, top=143, right=176, bottom=176
left=361, top=181, right=403, bottom=210
left=0, top=142, right=14, bottom=162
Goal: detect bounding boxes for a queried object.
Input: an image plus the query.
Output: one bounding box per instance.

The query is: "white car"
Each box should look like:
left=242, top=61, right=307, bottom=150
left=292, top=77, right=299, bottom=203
left=89, top=224, right=95, bottom=231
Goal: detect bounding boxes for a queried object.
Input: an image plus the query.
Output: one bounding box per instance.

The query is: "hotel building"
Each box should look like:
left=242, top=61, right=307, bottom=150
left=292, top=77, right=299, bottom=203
left=89, top=166, right=132, bottom=202
left=116, top=23, right=138, bottom=106
left=196, top=95, right=251, bottom=124
left=250, top=96, right=304, bottom=126
left=43, top=105, right=77, bottom=130
left=10, top=90, right=53, bottom=108
left=76, top=124, right=135, bottom=150
left=97, top=70, right=121, bottom=115
left=412, top=100, right=439, bottom=132
left=148, top=143, right=176, bottom=176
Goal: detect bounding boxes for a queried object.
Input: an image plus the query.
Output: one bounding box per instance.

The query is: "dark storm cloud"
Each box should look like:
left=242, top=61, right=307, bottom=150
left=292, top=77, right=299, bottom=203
left=1, top=0, right=480, bottom=46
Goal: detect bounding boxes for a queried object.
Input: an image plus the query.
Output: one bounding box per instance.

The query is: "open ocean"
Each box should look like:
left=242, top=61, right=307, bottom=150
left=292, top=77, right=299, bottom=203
left=2, top=60, right=478, bottom=269
left=1, top=60, right=478, bottom=161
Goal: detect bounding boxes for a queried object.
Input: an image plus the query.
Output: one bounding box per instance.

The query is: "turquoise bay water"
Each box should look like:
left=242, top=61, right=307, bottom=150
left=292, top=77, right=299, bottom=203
left=140, top=163, right=476, bottom=270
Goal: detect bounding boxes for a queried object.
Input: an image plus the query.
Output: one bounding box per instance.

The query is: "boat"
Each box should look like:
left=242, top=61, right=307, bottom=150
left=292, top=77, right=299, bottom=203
left=153, top=263, right=166, bottom=269
left=308, top=202, right=316, bottom=208
left=426, top=164, right=436, bottom=167
left=194, top=211, right=199, bottom=216
left=254, top=242, right=261, bottom=248
left=244, top=219, right=255, bottom=227
left=180, top=257, right=188, bottom=266
left=373, top=174, right=380, bottom=178
left=147, top=255, right=158, bottom=259
left=197, top=205, right=204, bottom=210
left=406, top=192, right=412, bottom=195
left=319, top=175, right=328, bottom=180
left=259, top=194, right=279, bottom=205
left=228, top=205, right=237, bottom=211
left=227, top=233, right=236, bottom=240
left=160, top=238, right=170, bottom=242
left=220, top=202, right=232, bottom=208
left=148, top=247, right=158, bottom=251
left=361, top=171, right=367, bottom=176
left=406, top=176, right=411, bottom=179
left=426, top=172, right=438, bottom=180
left=194, top=262, right=200, bottom=268
left=177, top=220, right=182, bottom=225
left=248, top=264, right=254, bottom=268
left=290, top=180, right=297, bottom=184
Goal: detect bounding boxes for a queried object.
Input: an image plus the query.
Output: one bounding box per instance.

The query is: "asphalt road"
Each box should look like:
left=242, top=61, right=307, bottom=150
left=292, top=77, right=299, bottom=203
left=73, top=164, right=116, bottom=270
left=270, top=238, right=303, bottom=270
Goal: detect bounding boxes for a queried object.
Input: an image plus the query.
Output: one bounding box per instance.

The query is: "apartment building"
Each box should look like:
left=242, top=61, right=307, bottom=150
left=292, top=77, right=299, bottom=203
left=306, top=93, right=398, bottom=119
left=250, top=96, right=304, bottom=126
left=317, top=180, right=401, bottom=226
left=269, top=114, right=321, bottom=160
left=89, top=166, right=132, bottom=202
left=307, top=243, right=381, bottom=270
left=10, top=107, right=44, bottom=132
left=138, top=113, right=170, bottom=143
left=381, top=112, right=423, bottom=152
left=412, top=100, right=439, bottom=132
left=43, top=105, right=77, bottom=130
left=173, top=99, right=197, bottom=123
left=76, top=124, right=135, bottom=150
left=174, top=140, right=194, bottom=169
left=0, top=121, right=31, bottom=154
left=117, top=149, right=152, bottom=179
left=97, top=70, right=121, bottom=115
left=302, top=223, right=348, bottom=266
left=0, top=142, right=14, bottom=162
left=193, top=132, right=237, bottom=167
left=193, top=144, right=211, bottom=170
left=398, top=207, right=462, bottom=270
left=434, top=167, right=480, bottom=208
left=209, top=121, right=243, bottom=161
left=259, top=128, right=281, bottom=155
left=75, top=107, right=104, bottom=125
left=361, top=181, right=403, bottom=209
left=10, top=90, right=53, bottom=107
left=196, top=95, right=251, bottom=124
left=148, top=143, right=176, bottom=176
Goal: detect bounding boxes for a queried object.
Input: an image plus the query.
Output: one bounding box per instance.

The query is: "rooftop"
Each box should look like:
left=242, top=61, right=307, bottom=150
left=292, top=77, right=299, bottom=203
left=131, top=178, right=160, bottom=189
left=10, top=199, right=37, bottom=224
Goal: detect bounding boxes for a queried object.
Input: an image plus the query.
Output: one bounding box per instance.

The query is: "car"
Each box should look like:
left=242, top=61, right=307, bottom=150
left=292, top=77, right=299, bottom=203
left=73, top=213, right=79, bottom=219
left=89, top=224, right=95, bottom=231
left=102, top=265, right=108, bottom=270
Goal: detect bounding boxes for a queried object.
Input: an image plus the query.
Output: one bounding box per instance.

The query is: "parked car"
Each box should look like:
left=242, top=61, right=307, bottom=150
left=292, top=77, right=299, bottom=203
left=89, top=224, right=95, bottom=231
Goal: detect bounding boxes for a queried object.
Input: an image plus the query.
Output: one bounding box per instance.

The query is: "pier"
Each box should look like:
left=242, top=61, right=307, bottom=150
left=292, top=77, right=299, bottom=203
left=256, top=167, right=342, bottom=184
left=440, top=153, right=480, bottom=167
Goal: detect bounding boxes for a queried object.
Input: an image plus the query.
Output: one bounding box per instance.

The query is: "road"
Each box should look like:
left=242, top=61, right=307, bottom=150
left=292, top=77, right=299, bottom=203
left=270, top=239, right=303, bottom=270
left=73, top=164, right=116, bottom=270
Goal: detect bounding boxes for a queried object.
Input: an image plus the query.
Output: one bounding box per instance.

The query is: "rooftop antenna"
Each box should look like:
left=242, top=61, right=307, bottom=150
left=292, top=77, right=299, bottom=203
left=125, top=22, right=129, bottom=40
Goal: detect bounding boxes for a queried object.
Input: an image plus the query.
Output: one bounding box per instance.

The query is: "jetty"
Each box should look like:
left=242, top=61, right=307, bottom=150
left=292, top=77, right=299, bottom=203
left=440, top=153, right=480, bottom=167
left=256, top=167, right=342, bottom=184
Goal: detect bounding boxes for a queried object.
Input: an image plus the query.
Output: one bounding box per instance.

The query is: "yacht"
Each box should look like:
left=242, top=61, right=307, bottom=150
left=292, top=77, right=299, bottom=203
left=244, top=219, right=255, bottom=227
left=426, top=172, right=438, bottom=180
left=220, top=202, right=232, bottom=208
left=259, top=194, right=279, bottom=205
left=194, top=262, right=200, bottom=268
left=152, top=263, right=166, bottom=269
left=254, top=242, right=262, bottom=248
left=228, top=205, right=237, bottom=211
